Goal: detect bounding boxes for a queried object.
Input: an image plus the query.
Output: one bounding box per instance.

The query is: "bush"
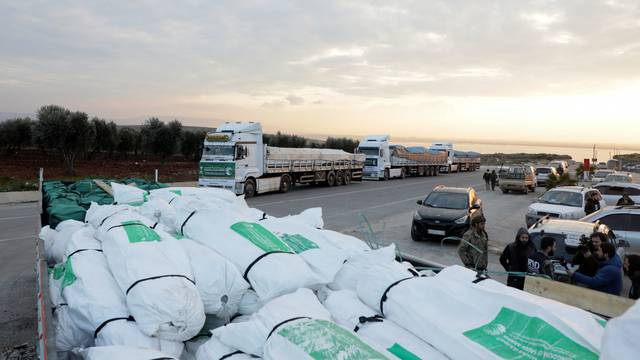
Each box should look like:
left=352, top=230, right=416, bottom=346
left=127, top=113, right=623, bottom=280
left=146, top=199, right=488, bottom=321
left=0, top=117, right=33, bottom=153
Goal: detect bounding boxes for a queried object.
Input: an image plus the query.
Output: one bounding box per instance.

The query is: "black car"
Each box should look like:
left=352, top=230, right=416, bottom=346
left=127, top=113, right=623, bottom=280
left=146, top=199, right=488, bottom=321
left=411, top=186, right=482, bottom=241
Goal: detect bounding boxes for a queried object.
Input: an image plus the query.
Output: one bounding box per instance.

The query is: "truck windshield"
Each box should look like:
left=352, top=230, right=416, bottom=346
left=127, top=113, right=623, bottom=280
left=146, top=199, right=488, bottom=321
left=538, top=190, right=582, bottom=207
left=365, top=158, right=378, bottom=166
left=358, top=147, right=380, bottom=156
left=203, top=145, right=234, bottom=157
left=424, top=192, right=468, bottom=210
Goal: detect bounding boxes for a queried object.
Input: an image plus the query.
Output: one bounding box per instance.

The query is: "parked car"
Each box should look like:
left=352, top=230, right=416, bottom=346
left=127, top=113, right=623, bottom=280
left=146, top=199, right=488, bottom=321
left=528, top=218, right=622, bottom=264
left=499, top=165, right=536, bottom=194
left=549, top=160, right=569, bottom=176
left=591, top=169, right=615, bottom=184
left=604, top=172, right=633, bottom=183
left=526, top=186, right=606, bottom=227
left=581, top=205, right=640, bottom=254
left=411, top=186, right=482, bottom=241
left=535, top=166, right=559, bottom=187
left=593, top=182, right=640, bottom=206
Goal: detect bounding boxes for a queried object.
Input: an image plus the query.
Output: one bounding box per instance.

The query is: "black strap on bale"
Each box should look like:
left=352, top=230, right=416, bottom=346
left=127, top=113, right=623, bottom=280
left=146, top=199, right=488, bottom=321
left=67, top=248, right=103, bottom=259
left=242, top=251, right=293, bottom=287
left=379, top=277, right=414, bottom=316
left=354, top=315, right=384, bottom=332
left=267, top=316, right=311, bottom=340
left=93, top=315, right=135, bottom=339
left=126, top=274, right=195, bottom=295
left=180, top=211, right=197, bottom=235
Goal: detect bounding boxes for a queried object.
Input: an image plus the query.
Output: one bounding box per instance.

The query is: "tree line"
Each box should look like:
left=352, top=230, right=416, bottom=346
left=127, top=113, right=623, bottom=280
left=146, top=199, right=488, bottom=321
left=0, top=105, right=361, bottom=175
left=0, top=105, right=206, bottom=175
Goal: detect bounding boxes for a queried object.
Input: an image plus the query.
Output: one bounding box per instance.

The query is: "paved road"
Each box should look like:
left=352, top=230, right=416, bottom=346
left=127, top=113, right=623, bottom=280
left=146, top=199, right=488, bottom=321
left=248, top=169, right=544, bottom=275
left=0, top=202, right=39, bottom=349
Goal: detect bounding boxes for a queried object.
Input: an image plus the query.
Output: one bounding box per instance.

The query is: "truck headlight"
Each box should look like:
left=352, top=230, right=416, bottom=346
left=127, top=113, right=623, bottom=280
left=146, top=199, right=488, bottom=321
left=455, top=215, right=469, bottom=224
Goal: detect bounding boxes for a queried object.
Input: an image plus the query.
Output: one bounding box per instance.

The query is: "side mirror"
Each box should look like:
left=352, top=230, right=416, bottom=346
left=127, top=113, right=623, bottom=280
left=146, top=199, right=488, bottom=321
left=416, top=200, right=423, bottom=205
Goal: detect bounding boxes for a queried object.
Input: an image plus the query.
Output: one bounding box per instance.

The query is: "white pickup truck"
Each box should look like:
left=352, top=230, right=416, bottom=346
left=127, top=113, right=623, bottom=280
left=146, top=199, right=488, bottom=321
left=526, top=186, right=606, bottom=227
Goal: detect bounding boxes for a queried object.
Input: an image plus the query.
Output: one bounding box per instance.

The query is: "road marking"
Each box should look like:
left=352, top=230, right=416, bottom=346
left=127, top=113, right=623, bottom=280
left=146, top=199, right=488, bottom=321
left=325, top=195, right=424, bottom=219
left=0, top=235, right=33, bottom=243
left=252, top=176, right=481, bottom=207
left=0, top=214, right=38, bottom=221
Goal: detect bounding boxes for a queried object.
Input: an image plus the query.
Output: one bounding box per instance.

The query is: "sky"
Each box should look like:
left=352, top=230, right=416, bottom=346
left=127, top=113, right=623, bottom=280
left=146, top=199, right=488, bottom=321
left=1, top=0, right=640, bottom=146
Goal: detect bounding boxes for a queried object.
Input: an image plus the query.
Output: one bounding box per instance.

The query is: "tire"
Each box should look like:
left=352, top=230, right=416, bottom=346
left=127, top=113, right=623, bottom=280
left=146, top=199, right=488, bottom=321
left=326, top=171, right=336, bottom=187
left=411, top=226, right=421, bottom=242
left=383, top=169, right=390, bottom=181
left=244, top=178, right=256, bottom=198
left=343, top=172, right=351, bottom=185
left=336, top=172, right=345, bottom=186
left=279, top=175, right=292, bottom=193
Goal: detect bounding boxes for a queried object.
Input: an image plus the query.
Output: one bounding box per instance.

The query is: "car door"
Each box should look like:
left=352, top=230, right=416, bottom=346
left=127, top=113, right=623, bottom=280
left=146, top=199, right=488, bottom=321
left=625, top=213, right=640, bottom=254
left=596, top=213, right=629, bottom=244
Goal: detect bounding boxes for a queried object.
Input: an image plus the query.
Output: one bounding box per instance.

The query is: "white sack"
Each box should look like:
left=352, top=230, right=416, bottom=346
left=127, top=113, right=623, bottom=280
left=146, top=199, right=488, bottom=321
left=75, top=346, right=177, bottom=360
left=92, top=205, right=205, bottom=341
left=136, top=198, right=178, bottom=233
left=176, top=208, right=319, bottom=301
left=196, top=337, right=259, bottom=360
left=39, top=225, right=56, bottom=262
left=95, top=320, right=184, bottom=358
left=237, top=290, right=264, bottom=316
left=54, top=305, right=92, bottom=357
left=182, top=337, right=210, bottom=360
left=47, top=220, right=86, bottom=264
left=357, top=264, right=603, bottom=360
left=323, top=290, right=449, bottom=360
left=179, top=239, right=249, bottom=318
left=111, top=182, right=148, bottom=205
left=260, top=214, right=347, bottom=284
left=600, top=300, right=640, bottom=360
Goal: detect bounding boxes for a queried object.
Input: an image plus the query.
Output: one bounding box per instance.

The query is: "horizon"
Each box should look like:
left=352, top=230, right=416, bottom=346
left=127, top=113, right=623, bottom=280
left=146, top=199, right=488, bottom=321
left=2, top=1, right=640, bottom=146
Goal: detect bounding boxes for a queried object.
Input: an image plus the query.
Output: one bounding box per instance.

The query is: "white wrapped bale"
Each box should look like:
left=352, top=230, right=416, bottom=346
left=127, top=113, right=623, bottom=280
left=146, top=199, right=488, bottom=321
left=91, top=205, right=205, bottom=341
left=74, top=346, right=177, bottom=360
left=598, top=298, right=640, bottom=360
left=213, top=288, right=392, bottom=360
left=196, top=337, right=259, bottom=360
left=46, top=220, right=86, bottom=264
left=176, top=208, right=319, bottom=301
left=54, top=305, right=92, bottom=360
left=357, top=264, right=603, bottom=360
left=54, top=228, right=184, bottom=358
left=179, top=238, right=249, bottom=318
left=111, top=182, right=148, bottom=205
left=323, top=290, right=449, bottom=360
left=237, top=290, right=264, bottom=316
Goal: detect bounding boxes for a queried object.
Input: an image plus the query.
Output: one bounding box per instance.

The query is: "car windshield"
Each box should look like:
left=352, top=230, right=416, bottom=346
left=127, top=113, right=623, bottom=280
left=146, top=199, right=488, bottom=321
left=605, top=175, right=629, bottom=183
left=358, top=147, right=380, bottom=156
left=203, top=145, right=234, bottom=157
left=594, top=171, right=612, bottom=178
left=537, top=168, right=550, bottom=174
left=424, top=192, right=468, bottom=209
left=539, top=190, right=583, bottom=207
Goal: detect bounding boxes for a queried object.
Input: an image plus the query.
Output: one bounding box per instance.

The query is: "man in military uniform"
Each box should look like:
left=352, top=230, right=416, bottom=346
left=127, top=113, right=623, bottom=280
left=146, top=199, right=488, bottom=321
left=458, top=214, right=488, bottom=271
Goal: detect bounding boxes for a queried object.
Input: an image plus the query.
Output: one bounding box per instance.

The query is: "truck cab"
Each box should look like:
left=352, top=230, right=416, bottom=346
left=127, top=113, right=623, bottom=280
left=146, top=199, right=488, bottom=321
left=357, top=135, right=392, bottom=180
left=429, top=142, right=454, bottom=173
left=199, top=122, right=264, bottom=194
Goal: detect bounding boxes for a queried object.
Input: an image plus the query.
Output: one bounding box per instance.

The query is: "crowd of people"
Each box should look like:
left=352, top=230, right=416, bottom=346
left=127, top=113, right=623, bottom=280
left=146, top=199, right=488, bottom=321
left=457, top=216, right=640, bottom=300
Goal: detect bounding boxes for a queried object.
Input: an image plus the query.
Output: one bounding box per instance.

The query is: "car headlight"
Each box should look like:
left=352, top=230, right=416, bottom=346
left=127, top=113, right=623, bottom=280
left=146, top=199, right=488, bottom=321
left=527, top=207, right=537, bottom=215
left=455, top=215, right=469, bottom=224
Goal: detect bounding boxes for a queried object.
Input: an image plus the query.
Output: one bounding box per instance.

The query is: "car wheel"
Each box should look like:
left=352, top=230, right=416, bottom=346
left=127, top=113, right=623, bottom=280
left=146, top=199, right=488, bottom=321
left=411, top=226, right=421, bottom=242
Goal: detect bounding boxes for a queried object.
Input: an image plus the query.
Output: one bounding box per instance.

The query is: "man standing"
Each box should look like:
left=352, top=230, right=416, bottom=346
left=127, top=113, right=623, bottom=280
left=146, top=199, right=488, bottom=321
left=458, top=215, right=488, bottom=271
left=500, top=228, right=536, bottom=289
left=528, top=237, right=556, bottom=277
left=584, top=192, right=602, bottom=215
left=570, top=242, right=622, bottom=296
left=490, top=170, right=498, bottom=191
left=483, top=170, right=491, bottom=191
left=617, top=191, right=635, bottom=206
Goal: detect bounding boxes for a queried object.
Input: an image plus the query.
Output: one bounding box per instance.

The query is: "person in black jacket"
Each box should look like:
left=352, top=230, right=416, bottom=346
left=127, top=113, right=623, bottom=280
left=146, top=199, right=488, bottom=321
left=528, top=236, right=556, bottom=277
left=584, top=192, right=601, bottom=215
left=616, top=192, right=635, bottom=206
left=483, top=170, right=491, bottom=191
left=572, top=232, right=608, bottom=277
left=623, top=254, right=640, bottom=300
left=490, top=170, right=498, bottom=191
left=500, top=228, right=536, bottom=290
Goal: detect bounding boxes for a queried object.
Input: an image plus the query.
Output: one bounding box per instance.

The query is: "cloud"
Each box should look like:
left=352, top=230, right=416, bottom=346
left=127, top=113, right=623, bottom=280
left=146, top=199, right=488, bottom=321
left=286, top=95, right=305, bottom=105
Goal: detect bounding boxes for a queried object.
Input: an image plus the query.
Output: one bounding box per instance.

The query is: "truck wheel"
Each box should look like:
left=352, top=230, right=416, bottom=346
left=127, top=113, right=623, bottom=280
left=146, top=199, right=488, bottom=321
left=326, top=171, right=336, bottom=187
left=343, top=172, right=351, bottom=185
left=383, top=169, right=390, bottom=181
left=279, top=175, right=292, bottom=193
left=336, top=172, right=345, bottom=186
left=244, top=178, right=256, bottom=198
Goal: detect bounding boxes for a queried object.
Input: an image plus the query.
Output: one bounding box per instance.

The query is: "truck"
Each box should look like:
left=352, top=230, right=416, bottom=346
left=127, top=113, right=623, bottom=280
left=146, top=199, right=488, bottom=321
left=356, top=135, right=448, bottom=180
left=429, top=142, right=481, bottom=173
left=198, top=122, right=365, bottom=197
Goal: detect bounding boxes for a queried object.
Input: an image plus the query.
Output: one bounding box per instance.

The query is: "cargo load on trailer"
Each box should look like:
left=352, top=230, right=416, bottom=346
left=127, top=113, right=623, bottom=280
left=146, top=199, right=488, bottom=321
left=429, top=142, right=481, bottom=173
left=357, top=135, right=447, bottom=180
left=199, top=122, right=365, bottom=197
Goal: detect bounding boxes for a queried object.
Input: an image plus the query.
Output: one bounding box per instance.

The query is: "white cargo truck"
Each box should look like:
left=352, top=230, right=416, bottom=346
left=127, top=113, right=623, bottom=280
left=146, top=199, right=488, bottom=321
left=199, top=122, right=365, bottom=197
left=429, top=142, right=481, bottom=173
left=356, top=135, right=448, bottom=180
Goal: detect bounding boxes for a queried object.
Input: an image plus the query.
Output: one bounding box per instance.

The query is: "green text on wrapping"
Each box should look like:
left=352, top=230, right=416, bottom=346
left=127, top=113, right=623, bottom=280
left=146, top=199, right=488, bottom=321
left=231, top=222, right=292, bottom=253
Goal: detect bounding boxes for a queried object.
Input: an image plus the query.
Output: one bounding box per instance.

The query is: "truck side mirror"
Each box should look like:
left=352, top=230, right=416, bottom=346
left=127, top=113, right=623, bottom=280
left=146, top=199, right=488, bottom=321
left=416, top=200, right=423, bottom=205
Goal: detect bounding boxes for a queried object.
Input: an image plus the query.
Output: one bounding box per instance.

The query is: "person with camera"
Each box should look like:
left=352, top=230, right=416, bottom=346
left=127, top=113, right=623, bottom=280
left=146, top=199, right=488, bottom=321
left=572, top=232, right=608, bottom=277
left=569, top=242, right=622, bottom=296
left=528, top=236, right=556, bottom=277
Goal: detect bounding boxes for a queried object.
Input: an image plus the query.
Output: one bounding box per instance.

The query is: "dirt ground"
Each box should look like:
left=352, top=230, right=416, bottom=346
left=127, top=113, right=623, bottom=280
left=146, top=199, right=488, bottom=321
left=0, top=150, right=199, bottom=183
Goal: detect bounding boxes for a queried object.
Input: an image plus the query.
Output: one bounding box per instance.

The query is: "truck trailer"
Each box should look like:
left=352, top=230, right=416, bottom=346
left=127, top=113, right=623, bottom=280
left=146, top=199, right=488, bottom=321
left=199, top=122, right=365, bottom=197
left=357, top=135, right=448, bottom=180
left=429, top=142, right=481, bottom=173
